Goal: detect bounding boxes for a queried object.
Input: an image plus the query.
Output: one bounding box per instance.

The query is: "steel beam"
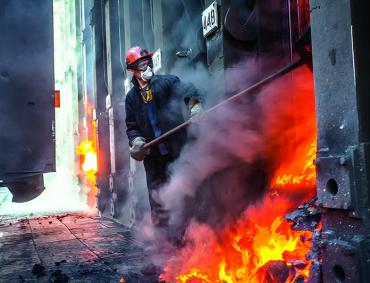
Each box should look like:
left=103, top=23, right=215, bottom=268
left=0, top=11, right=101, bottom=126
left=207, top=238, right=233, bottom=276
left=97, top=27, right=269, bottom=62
left=311, top=1, right=370, bottom=282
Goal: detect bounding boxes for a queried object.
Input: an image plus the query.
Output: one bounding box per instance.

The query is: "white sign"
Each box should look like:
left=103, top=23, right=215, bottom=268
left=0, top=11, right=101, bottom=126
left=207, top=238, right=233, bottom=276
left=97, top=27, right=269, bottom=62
left=152, top=48, right=162, bottom=73
left=124, top=78, right=131, bottom=95
left=202, top=1, right=219, bottom=38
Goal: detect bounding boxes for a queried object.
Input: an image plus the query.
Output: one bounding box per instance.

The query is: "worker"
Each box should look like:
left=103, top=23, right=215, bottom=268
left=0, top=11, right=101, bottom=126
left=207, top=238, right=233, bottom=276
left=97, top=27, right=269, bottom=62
left=124, top=46, right=203, bottom=242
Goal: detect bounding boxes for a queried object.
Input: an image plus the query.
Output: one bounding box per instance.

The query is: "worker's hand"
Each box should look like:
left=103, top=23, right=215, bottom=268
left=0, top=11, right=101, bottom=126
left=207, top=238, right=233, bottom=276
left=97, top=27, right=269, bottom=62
left=189, top=103, right=204, bottom=126
left=130, top=137, right=150, bottom=161
left=190, top=102, right=203, bottom=118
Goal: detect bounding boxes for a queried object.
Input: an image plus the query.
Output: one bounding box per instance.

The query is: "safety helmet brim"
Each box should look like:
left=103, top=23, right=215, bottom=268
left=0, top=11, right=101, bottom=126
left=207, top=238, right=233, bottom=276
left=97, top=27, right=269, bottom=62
left=125, top=46, right=153, bottom=70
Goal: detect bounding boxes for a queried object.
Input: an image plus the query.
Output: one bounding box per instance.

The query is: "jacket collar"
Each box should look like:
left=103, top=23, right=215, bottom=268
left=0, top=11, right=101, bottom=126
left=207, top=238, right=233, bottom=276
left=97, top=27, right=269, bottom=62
left=131, top=75, right=159, bottom=90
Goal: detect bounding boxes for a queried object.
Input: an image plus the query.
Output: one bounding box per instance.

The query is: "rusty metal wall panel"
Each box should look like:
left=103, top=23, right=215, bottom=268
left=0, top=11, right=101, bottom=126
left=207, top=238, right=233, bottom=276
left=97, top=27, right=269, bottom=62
left=0, top=0, right=55, bottom=180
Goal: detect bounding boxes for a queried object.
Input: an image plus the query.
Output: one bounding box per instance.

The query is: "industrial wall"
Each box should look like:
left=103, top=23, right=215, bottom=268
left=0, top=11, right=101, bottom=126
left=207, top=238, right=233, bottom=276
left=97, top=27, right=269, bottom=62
left=76, top=0, right=311, bottom=224
left=75, top=0, right=370, bottom=281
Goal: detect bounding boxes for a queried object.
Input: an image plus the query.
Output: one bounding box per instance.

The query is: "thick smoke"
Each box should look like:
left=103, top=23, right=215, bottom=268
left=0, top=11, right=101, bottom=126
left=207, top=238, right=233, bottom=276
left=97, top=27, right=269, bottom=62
left=154, top=59, right=317, bottom=281
left=131, top=59, right=316, bottom=278
left=158, top=63, right=315, bottom=234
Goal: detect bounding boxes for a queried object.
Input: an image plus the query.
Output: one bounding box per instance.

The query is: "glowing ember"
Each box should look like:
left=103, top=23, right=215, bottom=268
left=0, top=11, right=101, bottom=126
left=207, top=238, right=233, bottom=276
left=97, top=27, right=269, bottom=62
left=76, top=140, right=98, bottom=208
left=77, top=140, right=98, bottom=173
left=177, top=268, right=212, bottom=283
left=218, top=211, right=312, bottom=282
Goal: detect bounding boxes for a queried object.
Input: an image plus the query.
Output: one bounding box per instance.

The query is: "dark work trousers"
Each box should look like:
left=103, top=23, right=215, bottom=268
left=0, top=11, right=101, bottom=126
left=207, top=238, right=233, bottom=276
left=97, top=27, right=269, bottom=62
left=143, top=153, right=173, bottom=228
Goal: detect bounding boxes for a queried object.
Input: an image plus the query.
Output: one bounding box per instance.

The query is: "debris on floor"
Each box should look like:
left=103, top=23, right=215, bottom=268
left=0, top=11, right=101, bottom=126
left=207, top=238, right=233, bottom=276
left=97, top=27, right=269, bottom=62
left=0, top=214, right=163, bottom=282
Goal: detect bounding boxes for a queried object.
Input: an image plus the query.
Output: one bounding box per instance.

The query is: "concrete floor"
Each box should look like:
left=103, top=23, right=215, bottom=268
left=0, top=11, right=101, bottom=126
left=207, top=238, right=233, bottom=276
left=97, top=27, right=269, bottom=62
left=0, top=214, right=162, bottom=283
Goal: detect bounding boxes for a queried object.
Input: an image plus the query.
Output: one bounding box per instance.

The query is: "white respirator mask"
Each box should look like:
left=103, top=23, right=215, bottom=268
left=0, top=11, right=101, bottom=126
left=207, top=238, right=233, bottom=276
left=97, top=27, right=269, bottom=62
left=141, top=66, right=153, bottom=82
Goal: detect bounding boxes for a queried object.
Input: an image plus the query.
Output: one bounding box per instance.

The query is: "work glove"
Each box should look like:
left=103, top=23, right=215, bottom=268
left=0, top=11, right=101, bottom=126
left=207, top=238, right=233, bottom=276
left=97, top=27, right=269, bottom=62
left=190, top=102, right=203, bottom=118
left=130, top=137, right=150, bottom=161
left=189, top=102, right=204, bottom=127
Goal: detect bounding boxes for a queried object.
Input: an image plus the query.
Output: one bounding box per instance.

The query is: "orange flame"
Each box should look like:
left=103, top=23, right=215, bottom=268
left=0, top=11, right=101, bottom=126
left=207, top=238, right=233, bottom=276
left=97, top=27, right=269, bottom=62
left=162, top=197, right=313, bottom=283
left=161, top=197, right=312, bottom=283
left=177, top=268, right=212, bottom=283
left=76, top=140, right=98, bottom=174
left=160, top=66, right=318, bottom=283
left=76, top=140, right=98, bottom=208
left=272, top=141, right=317, bottom=190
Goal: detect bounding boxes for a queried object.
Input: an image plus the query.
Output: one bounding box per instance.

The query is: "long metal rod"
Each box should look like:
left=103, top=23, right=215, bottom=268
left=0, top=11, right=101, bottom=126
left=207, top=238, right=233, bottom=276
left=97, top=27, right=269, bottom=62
left=144, top=58, right=306, bottom=149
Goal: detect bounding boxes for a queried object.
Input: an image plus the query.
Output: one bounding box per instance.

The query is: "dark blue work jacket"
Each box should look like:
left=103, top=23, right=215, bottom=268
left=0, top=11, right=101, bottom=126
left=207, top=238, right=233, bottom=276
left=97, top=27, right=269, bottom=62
left=125, top=74, right=200, bottom=159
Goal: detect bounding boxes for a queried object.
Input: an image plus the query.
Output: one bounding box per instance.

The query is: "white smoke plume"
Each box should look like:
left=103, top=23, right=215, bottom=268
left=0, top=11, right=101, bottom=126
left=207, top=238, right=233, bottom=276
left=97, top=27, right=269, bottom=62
left=158, top=63, right=315, bottom=232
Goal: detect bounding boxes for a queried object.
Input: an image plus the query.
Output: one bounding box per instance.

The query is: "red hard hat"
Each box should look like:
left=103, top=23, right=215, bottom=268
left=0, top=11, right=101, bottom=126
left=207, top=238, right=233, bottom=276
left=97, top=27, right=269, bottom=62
left=125, top=46, right=153, bottom=70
